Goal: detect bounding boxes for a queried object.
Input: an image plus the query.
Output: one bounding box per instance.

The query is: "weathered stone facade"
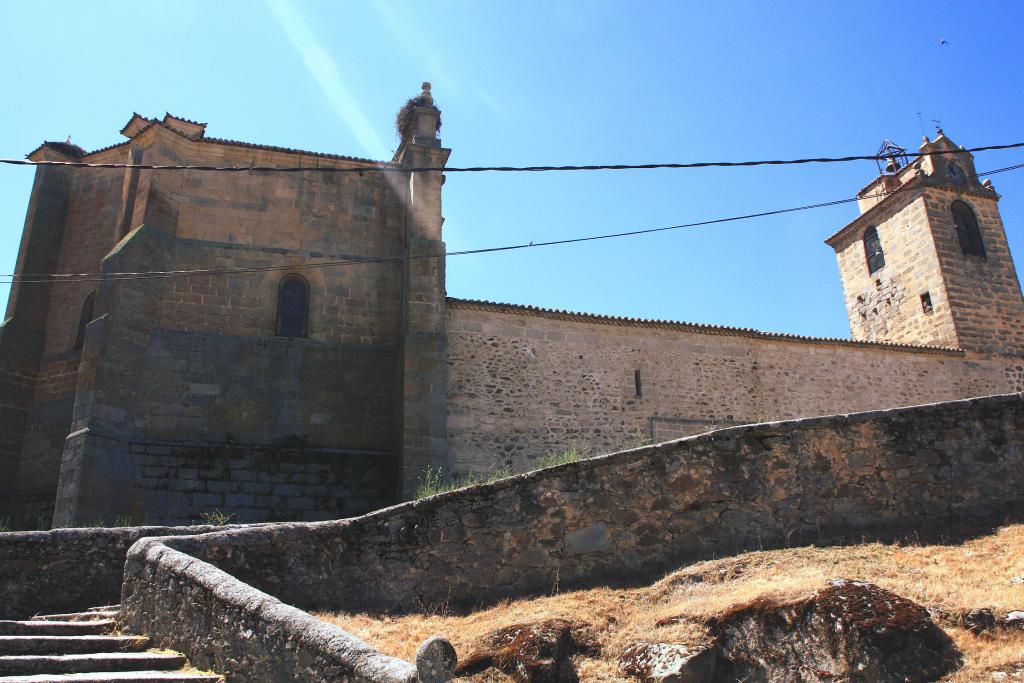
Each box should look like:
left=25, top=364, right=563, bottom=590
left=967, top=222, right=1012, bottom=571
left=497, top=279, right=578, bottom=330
left=827, top=133, right=1024, bottom=355
left=114, top=393, right=1024, bottom=683
left=1, top=97, right=1022, bottom=528
left=1, top=88, right=450, bottom=529
left=445, top=300, right=1022, bottom=474
left=3, top=393, right=1022, bottom=682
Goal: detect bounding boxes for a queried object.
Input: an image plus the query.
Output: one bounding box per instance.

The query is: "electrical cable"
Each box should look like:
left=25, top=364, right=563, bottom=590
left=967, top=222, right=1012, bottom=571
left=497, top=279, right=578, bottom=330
left=1, top=162, right=1021, bottom=285
left=1, top=142, right=1022, bottom=175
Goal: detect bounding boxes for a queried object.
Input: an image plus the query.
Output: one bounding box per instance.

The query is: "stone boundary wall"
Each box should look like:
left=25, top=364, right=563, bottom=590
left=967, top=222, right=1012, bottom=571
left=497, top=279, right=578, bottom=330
left=129, top=394, right=1023, bottom=622
left=0, top=523, right=262, bottom=619
left=120, top=539, right=432, bottom=683
left=113, top=394, right=1024, bottom=682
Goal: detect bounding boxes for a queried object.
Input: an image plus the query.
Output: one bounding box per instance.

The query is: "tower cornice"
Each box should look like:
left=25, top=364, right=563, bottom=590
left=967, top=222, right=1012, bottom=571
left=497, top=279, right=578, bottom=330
left=825, top=175, right=925, bottom=248
left=826, top=172, right=999, bottom=248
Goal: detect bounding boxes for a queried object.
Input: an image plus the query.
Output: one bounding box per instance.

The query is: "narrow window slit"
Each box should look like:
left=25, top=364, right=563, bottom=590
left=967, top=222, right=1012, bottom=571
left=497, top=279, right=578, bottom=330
left=634, top=370, right=642, bottom=397
left=921, top=292, right=933, bottom=314
left=74, top=292, right=96, bottom=351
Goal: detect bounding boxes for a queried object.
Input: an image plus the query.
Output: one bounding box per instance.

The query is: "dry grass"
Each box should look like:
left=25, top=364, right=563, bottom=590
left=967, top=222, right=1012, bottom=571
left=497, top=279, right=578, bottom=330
left=317, top=524, right=1024, bottom=681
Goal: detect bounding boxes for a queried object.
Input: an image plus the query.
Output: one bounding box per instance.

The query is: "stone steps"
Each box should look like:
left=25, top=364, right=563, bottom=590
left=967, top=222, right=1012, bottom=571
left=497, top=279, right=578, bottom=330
left=0, top=653, right=186, bottom=676
left=0, top=606, right=221, bottom=683
left=29, top=615, right=117, bottom=624
left=0, top=638, right=150, bottom=657
left=0, top=672, right=222, bottom=682
left=0, top=623, right=114, bottom=637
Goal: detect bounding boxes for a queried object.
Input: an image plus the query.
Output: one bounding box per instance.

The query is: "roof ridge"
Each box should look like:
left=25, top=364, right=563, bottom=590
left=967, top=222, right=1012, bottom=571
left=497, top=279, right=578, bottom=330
left=43, top=115, right=392, bottom=166
left=164, top=112, right=207, bottom=127
left=446, top=297, right=964, bottom=355
left=25, top=140, right=88, bottom=159
left=198, top=136, right=389, bottom=165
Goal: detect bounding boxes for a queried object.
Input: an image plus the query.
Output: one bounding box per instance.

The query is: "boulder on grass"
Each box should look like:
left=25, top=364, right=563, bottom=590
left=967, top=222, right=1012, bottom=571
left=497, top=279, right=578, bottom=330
left=706, top=579, right=960, bottom=683
left=962, top=608, right=996, bottom=635
left=618, top=641, right=716, bottom=682
left=1004, top=611, right=1024, bottom=630
left=454, top=618, right=598, bottom=682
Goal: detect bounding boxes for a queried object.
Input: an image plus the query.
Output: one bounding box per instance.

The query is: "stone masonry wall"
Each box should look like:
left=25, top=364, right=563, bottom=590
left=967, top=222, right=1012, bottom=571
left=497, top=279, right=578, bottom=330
left=0, top=522, right=257, bottom=619
left=151, top=393, right=1024, bottom=618
left=105, top=326, right=399, bottom=451
left=831, top=187, right=958, bottom=348
left=3, top=114, right=442, bottom=527
left=11, top=355, right=81, bottom=528
left=923, top=184, right=1024, bottom=357
left=445, top=300, right=1019, bottom=475
left=40, top=168, right=124, bottom=358
left=52, top=225, right=402, bottom=526
left=1, top=159, right=75, bottom=529
left=76, top=128, right=409, bottom=448
left=58, top=430, right=394, bottom=526
left=36, top=115, right=426, bottom=525
left=0, top=360, right=35, bottom=527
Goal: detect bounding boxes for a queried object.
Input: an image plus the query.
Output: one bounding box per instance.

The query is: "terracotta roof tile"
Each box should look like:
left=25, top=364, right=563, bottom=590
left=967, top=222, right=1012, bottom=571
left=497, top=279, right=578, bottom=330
left=84, top=114, right=391, bottom=166
left=163, top=112, right=206, bottom=127
left=161, top=113, right=207, bottom=140
left=120, top=113, right=155, bottom=138
left=447, top=297, right=963, bottom=355
left=198, top=136, right=387, bottom=165
left=34, top=117, right=391, bottom=167
left=25, top=140, right=88, bottom=159
left=86, top=139, right=133, bottom=157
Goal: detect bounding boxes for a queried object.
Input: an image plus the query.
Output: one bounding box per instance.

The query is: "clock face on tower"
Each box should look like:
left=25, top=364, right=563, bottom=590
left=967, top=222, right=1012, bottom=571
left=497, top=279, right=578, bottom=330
left=946, top=162, right=967, bottom=184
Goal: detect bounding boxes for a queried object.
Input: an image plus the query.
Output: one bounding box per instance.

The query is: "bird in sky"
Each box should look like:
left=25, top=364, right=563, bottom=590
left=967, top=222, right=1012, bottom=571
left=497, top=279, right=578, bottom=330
left=940, top=38, right=949, bottom=46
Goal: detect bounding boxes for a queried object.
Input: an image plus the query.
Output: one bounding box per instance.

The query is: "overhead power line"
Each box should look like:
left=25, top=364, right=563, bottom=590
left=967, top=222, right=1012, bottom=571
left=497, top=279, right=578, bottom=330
left=1, top=141, right=1023, bottom=175
left=3, top=160, right=1021, bottom=286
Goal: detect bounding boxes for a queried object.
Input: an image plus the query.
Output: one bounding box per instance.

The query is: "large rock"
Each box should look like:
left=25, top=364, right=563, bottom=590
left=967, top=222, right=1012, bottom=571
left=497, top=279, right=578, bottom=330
left=706, top=580, right=960, bottom=682
left=454, top=618, right=598, bottom=682
left=618, top=641, right=716, bottom=682
left=962, top=608, right=996, bottom=634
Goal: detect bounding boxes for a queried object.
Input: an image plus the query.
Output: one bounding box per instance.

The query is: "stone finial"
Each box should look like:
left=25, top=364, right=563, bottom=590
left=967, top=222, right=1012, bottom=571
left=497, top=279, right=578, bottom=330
left=416, top=636, right=456, bottom=683
left=420, top=82, right=434, bottom=106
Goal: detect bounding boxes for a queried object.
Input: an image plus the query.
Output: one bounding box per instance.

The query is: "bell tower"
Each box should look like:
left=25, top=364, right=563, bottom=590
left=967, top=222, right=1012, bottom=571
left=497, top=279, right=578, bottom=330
left=825, top=131, right=1024, bottom=357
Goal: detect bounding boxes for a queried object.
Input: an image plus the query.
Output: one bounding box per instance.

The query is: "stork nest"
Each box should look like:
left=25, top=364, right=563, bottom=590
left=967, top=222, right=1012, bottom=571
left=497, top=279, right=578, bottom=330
left=395, top=95, right=441, bottom=141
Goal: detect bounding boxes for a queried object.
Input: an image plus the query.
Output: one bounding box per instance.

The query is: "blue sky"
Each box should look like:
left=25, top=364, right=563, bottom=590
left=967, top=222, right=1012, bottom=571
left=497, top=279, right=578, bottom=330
left=2, top=1, right=1023, bottom=338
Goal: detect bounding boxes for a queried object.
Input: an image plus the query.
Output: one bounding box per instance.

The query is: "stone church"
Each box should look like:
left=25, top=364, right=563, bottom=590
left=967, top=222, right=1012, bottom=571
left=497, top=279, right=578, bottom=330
left=2, top=85, right=1023, bottom=530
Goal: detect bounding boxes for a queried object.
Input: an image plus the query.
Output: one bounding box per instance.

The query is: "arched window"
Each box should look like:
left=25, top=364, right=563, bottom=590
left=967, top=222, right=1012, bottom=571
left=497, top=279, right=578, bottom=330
left=951, top=200, right=986, bottom=257
left=73, top=291, right=96, bottom=350
left=276, top=275, right=309, bottom=337
left=863, top=226, right=885, bottom=274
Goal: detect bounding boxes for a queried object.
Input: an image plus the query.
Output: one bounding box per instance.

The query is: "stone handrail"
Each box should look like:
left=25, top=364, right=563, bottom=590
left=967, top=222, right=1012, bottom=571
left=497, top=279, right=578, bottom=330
left=121, top=536, right=454, bottom=682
